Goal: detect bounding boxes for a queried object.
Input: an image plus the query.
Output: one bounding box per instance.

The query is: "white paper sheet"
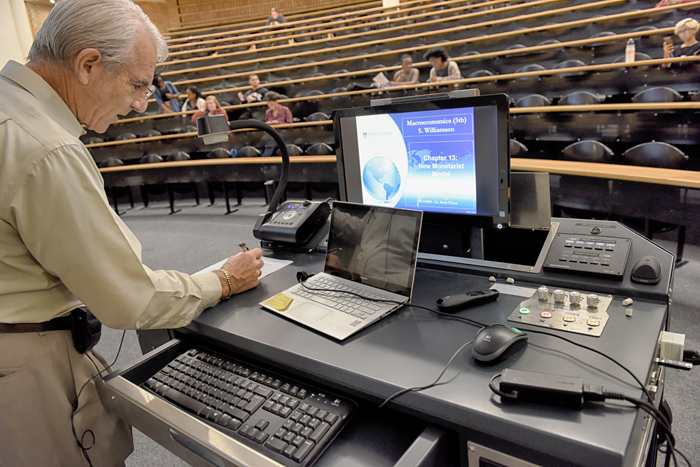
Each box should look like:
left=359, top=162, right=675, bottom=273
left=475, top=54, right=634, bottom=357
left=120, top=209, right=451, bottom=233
left=193, top=257, right=293, bottom=279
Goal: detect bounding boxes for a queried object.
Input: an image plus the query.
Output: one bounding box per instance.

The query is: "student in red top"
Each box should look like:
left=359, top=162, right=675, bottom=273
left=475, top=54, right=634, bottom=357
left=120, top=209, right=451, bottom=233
left=191, top=95, right=228, bottom=124
left=265, top=91, right=293, bottom=124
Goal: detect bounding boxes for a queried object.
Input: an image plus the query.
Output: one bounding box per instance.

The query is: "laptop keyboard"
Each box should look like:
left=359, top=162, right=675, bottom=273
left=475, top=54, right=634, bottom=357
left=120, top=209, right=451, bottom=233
left=292, top=275, right=399, bottom=320
left=143, top=347, right=357, bottom=467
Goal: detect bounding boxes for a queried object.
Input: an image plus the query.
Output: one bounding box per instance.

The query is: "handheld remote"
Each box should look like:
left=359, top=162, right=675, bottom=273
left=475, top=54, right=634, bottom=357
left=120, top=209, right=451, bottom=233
left=436, top=289, right=500, bottom=312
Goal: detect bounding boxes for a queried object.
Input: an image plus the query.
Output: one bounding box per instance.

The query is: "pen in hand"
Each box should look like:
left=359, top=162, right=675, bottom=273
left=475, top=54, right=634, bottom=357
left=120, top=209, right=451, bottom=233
left=239, top=242, right=250, bottom=252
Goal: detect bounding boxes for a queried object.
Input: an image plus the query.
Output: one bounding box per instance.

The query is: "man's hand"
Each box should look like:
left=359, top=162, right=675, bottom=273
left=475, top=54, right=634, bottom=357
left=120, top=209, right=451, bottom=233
left=216, top=249, right=264, bottom=298
left=237, top=91, right=245, bottom=101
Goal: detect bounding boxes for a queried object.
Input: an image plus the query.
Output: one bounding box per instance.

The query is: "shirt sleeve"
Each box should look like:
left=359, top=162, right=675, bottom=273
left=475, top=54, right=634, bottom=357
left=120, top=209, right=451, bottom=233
left=283, top=107, right=293, bottom=123
left=154, top=89, right=164, bottom=105
left=11, top=144, right=222, bottom=330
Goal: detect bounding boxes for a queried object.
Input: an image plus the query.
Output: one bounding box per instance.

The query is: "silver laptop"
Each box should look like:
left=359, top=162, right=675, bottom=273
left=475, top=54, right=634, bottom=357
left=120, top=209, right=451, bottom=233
left=261, top=201, right=423, bottom=340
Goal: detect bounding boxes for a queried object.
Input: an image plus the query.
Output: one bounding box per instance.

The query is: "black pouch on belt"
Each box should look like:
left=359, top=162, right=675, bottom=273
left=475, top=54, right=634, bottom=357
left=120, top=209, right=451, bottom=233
left=70, top=307, right=102, bottom=353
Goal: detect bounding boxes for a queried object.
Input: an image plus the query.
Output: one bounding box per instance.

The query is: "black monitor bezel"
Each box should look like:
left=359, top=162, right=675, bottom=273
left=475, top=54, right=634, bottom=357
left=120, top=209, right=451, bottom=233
left=333, top=93, right=510, bottom=228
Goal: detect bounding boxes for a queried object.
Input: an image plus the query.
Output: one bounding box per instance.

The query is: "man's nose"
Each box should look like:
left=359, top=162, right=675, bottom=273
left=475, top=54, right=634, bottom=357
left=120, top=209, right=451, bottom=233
left=131, top=94, right=149, bottom=114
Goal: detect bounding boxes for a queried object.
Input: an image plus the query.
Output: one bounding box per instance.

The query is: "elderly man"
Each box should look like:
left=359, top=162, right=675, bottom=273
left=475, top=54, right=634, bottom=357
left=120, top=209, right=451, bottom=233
left=0, top=0, right=263, bottom=465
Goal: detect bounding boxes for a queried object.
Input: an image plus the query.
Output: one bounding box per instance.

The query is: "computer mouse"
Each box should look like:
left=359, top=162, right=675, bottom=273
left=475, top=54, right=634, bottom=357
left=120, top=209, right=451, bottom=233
left=630, top=255, right=662, bottom=285
left=472, top=324, right=528, bottom=363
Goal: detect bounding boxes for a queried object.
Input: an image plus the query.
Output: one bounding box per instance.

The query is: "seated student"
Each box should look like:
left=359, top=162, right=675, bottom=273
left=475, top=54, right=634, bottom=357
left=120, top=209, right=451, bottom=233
left=153, top=74, right=181, bottom=114
left=266, top=7, right=286, bottom=25
left=423, top=47, right=462, bottom=83
left=182, top=86, right=206, bottom=113
left=662, top=18, right=700, bottom=67
left=191, top=95, right=229, bottom=125
left=388, top=55, right=420, bottom=86
left=237, top=74, right=269, bottom=104
left=265, top=92, right=293, bottom=124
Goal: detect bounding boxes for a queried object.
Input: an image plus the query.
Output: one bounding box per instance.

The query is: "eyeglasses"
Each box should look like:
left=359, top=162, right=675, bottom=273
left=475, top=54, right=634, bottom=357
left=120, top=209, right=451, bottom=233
left=119, top=63, right=157, bottom=99
left=677, top=28, right=695, bottom=35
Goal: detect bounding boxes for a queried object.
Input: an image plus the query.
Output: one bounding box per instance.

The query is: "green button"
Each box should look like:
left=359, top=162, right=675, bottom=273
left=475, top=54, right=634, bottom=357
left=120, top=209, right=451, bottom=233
left=510, top=327, right=524, bottom=334
left=519, top=308, right=530, bottom=315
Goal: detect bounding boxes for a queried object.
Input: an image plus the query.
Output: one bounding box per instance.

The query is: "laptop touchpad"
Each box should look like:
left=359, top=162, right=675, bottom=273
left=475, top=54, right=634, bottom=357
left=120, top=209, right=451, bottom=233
left=288, top=303, right=333, bottom=323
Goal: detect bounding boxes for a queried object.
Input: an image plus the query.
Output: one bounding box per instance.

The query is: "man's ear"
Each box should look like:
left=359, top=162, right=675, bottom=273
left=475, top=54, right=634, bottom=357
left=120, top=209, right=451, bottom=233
left=73, top=48, right=103, bottom=86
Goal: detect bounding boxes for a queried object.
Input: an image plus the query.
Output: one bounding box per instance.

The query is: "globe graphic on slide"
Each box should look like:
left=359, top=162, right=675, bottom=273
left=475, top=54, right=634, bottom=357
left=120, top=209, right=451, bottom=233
left=362, top=157, right=401, bottom=201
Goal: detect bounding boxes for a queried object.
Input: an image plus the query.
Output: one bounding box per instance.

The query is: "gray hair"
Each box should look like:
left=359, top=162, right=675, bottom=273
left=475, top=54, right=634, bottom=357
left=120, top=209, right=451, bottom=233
left=27, top=0, right=168, bottom=75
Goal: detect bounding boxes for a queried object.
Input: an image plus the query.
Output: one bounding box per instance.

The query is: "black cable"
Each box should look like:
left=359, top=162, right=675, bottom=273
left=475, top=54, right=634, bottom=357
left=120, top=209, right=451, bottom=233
left=378, top=341, right=473, bottom=408
left=70, top=330, right=127, bottom=467
left=601, top=391, right=675, bottom=449
left=297, top=280, right=488, bottom=328
left=673, top=445, right=693, bottom=467
left=489, top=373, right=518, bottom=400
left=517, top=326, right=655, bottom=403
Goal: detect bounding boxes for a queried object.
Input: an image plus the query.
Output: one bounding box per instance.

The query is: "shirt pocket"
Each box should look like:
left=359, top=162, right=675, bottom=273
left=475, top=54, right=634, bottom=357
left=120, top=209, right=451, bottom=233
left=0, top=367, right=20, bottom=383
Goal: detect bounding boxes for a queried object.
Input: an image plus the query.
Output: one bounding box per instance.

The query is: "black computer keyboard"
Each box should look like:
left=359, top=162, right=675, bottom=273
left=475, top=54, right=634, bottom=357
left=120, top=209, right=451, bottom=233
left=143, top=347, right=357, bottom=467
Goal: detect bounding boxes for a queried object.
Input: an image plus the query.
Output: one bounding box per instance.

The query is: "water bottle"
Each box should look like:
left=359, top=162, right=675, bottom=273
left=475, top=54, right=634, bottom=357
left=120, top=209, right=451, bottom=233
left=625, top=38, right=636, bottom=63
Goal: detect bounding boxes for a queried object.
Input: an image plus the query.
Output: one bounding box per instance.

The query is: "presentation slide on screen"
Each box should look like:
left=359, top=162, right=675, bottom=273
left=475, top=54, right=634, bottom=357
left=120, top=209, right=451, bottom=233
left=355, top=108, right=477, bottom=214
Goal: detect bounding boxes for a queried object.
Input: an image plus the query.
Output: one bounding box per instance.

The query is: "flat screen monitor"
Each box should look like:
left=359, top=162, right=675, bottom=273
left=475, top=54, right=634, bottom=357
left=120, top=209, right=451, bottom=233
left=333, top=93, right=510, bottom=231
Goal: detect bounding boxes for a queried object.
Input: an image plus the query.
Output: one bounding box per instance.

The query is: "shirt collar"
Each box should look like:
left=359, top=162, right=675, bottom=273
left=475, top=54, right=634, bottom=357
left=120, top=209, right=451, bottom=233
left=0, top=60, right=85, bottom=137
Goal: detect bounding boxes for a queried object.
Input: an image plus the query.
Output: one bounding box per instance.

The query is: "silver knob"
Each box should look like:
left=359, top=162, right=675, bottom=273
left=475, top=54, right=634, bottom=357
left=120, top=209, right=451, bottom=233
left=569, top=291, right=581, bottom=305
left=587, top=294, right=599, bottom=308
left=538, top=286, right=549, bottom=301
left=553, top=290, right=566, bottom=303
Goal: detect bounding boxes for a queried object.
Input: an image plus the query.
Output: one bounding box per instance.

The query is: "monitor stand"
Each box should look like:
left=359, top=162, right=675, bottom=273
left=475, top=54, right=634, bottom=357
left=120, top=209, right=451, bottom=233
left=419, top=172, right=557, bottom=274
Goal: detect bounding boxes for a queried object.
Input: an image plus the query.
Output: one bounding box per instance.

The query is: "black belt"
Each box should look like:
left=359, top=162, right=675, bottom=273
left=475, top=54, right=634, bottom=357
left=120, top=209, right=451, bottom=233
left=0, top=315, right=73, bottom=333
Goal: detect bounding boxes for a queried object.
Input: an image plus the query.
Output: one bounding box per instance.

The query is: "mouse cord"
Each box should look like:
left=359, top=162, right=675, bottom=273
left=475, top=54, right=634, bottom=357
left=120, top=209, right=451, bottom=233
left=71, top=330, right=127, bottom=467
left=379, top=341, right=474, bottom=409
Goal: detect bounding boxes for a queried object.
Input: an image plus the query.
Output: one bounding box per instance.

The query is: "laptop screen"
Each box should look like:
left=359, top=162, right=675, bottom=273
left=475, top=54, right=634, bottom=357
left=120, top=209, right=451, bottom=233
left=324, top=201, right=423, bottom=298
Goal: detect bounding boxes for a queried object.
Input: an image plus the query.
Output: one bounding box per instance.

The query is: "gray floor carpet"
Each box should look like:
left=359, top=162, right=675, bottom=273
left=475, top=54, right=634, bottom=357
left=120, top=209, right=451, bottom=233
left=95, top=200, right=699, bottom=467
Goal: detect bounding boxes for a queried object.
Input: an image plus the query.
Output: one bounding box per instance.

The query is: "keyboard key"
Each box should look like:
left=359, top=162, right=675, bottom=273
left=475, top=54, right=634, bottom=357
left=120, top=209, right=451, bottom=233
left=207, top=411, right=222, bottom=423
left=307, top=418, right=320, bottom=429
left=244, top=395, right=265, bottom=413
left=300, top=427, right=313, bottom=438
left=291, top=423, right=304, bottom=434
left=266, top=437, right=288, bottom=454
left=224, top=406, right=249, bottom=423
left=292, top=435, right=306, bottom=447
left=292, top=440, right=315, bottom=462
left=163, top=389, right=207, bottom=417
left=279, top=407, right=292, bottom=418
left=254, top=420, right=269, bottom=431
left=217, top=414, right=232, bottom=428
left=254, top=386, right=272, bottom=398
left=286, top=398, right=300, bottom=410
left=283, top=431, right=296, bottom=443
left=254, top=431, right=268, bottom=444
left=325, top=413, right=339, bottom=425
left=309, top=422, right=330, bottom=442
left=283, top=445, right=297, bottom=458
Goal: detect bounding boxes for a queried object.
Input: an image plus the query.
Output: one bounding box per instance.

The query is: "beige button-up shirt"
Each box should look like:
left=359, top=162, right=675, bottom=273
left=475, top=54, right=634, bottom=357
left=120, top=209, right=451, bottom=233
left=0, top=61, right=221, bottom=329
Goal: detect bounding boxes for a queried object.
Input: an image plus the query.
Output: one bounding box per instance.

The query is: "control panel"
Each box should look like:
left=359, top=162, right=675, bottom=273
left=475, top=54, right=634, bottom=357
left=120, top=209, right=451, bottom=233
left=507, top=286, right=612, bottom=337
left=543, top=234, right=631, bottom=279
